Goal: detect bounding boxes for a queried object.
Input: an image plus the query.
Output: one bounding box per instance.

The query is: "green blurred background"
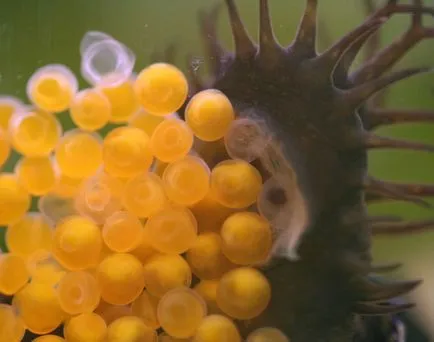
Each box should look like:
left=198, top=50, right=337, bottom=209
left=0, top=0, right=433, bottom=336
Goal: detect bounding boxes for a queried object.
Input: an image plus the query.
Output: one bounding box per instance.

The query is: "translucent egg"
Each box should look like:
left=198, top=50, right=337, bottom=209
left=186, top=232, right=234, bottom=280
left=103, top=126, right=153, bottom=178
left=246, top=327, right=290, bottom=342
left=52, top=215, right=102, bottom=270
left=26, top=64, right=78, bottom=113
left=0, top=304, right=25, bottom=342
left=210, top=160, right=262, bottom=209
left=80, top=31, right=135, bottom=87
left=150, top=118, right=194, bottom=163
left=32, top=335, right=65, bottom=342
left=74, top=173, right=122, bottom=225
left=96, top=253, right=145, bottom=305
left=143, top=254, right=192, bottom=298
left=101, top=79, right=140, bottom=123
left=185, top=89, right=235, bottom=142
left=15, top=156, right=57, bottom=195
left=122, top=172, right=168, bottom=218
left=102, top=211, right=144, bottom=253
left=0, top=96, right=25, bottom=131
left=193, top=280, right=221, bottom=315
left=6, top=213, right=53, bottom=257
left=220, top=212, right=272, bottom=265
left=157, top=287, right=207, bottom=339
left=162, top=156, right=210, bottom=206
left=13, top=281, right=65, bottom=334
left=0, top=128, right=10, bottom=168
left=107, top=316, right=157, bottom=342
left=70, top=88, right=111, bottom=131
left=27, top=250, right=66, bottom=286
left=193, top=315, right=241, bottom=342
left=0, top=173, right=31, bottom=225
left=57, top=270, right=101, bottom=315
left=131, top=290, right=160, bottom=329
left=129, top=109, right=165, bottom=136
left=38, top=194, right=77, bottom=226
left=144, top=207, right=197, bottom=254
left=55, top=130, right=103, bottom=178
left=9, top=110, right=62, bottom=157
left=216, top=267, right=271, bottom=320
left=64, top=312, right=107, bottom=342
left=134, top=63, right=188, bottom=116
left=224, top=118, right=268, bottom=162
left=0, top=253, right=29, bottom=295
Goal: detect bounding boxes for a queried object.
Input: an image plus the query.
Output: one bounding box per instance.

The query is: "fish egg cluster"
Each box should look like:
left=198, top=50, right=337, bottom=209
left=0, top=31, right=290, bottom=341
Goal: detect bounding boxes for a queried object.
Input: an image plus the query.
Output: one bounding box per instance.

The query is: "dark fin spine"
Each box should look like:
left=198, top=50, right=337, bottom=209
left=224, top=0, right=256, bottom=59
left=372, top=219, right=434, bottom=235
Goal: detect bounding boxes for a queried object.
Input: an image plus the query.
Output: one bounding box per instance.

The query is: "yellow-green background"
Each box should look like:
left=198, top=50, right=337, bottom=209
left=0, top=0, right=433, bottom=335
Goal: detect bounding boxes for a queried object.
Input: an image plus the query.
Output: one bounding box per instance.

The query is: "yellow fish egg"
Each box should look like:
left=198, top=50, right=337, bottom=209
left=64, top=312, right=107, bottom=342
left=0, top=173, right=31, bottom=225
left=185, top=89, right=235, bottom=142
left=70, top=88, right=111, bottom=131
left=6, top=213, right=53, bottom=257
left=103, top=126, right=153, bottom=178
left=0, top=253, right=30, bottom=295
left=157, top=287, right=207, bottom=339
left=55, top=130, right=103, bottom=179
left=52, top=215, right=102, bottom=270
left=0, top=304, right=25, bottom=342
left=15, top=156, right=57, bottom=196
left=0, top=128, right=11, bottom=168
left=216, top=267, right=271, bottom=320
left=134, top=63, right=188, bottom=116
left=107, top=316, right=157, bottom=342
left=96, top=253, right=145, bottom=305
left=26, top=64, right=78, bottom=113
left=0, top=96, right=25, bottom=131
left=101, top=79, right=140, bottom=123
left=9, top=110, right=62, bottom=157
left=13, top=281, right=65, bottom=335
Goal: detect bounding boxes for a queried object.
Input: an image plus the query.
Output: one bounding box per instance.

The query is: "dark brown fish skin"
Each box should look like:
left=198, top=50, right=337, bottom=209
left=183, top=0, right=433, bottom=341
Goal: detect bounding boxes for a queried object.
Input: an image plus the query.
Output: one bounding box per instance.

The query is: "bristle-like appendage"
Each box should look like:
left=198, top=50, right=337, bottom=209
left=342, top=67, right=431, bottom=109
left=198, top=4, right=227, bottom=75
left=372, top=219, right=434, bottom=235
left=313, top=18, right=385, bottom=74
left=361, top=131, right=434, bottom=153
left=370, top=262, right=403, bottom=274
left=363, top=108, right=434, bottom=130
left=364, top=177, right=431, bottom=207
left=224, top=0, right=257, bottom=59
left=353, top=275, right=421, bottom=302
left=291, top=0, right=318, bottom=57
left=353, top=302, right=415, bottom=316
left=352, top=0, right=434, bottom=84
left=367, top=215, right=402, bottom=224
left=258, top=0, right=283, bottom=66
left=333, top=25, right=381, bottom=88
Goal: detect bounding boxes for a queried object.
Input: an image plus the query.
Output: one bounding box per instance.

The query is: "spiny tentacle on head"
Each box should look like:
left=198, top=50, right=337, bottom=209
left=151, top=0, right=434, bottom=341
